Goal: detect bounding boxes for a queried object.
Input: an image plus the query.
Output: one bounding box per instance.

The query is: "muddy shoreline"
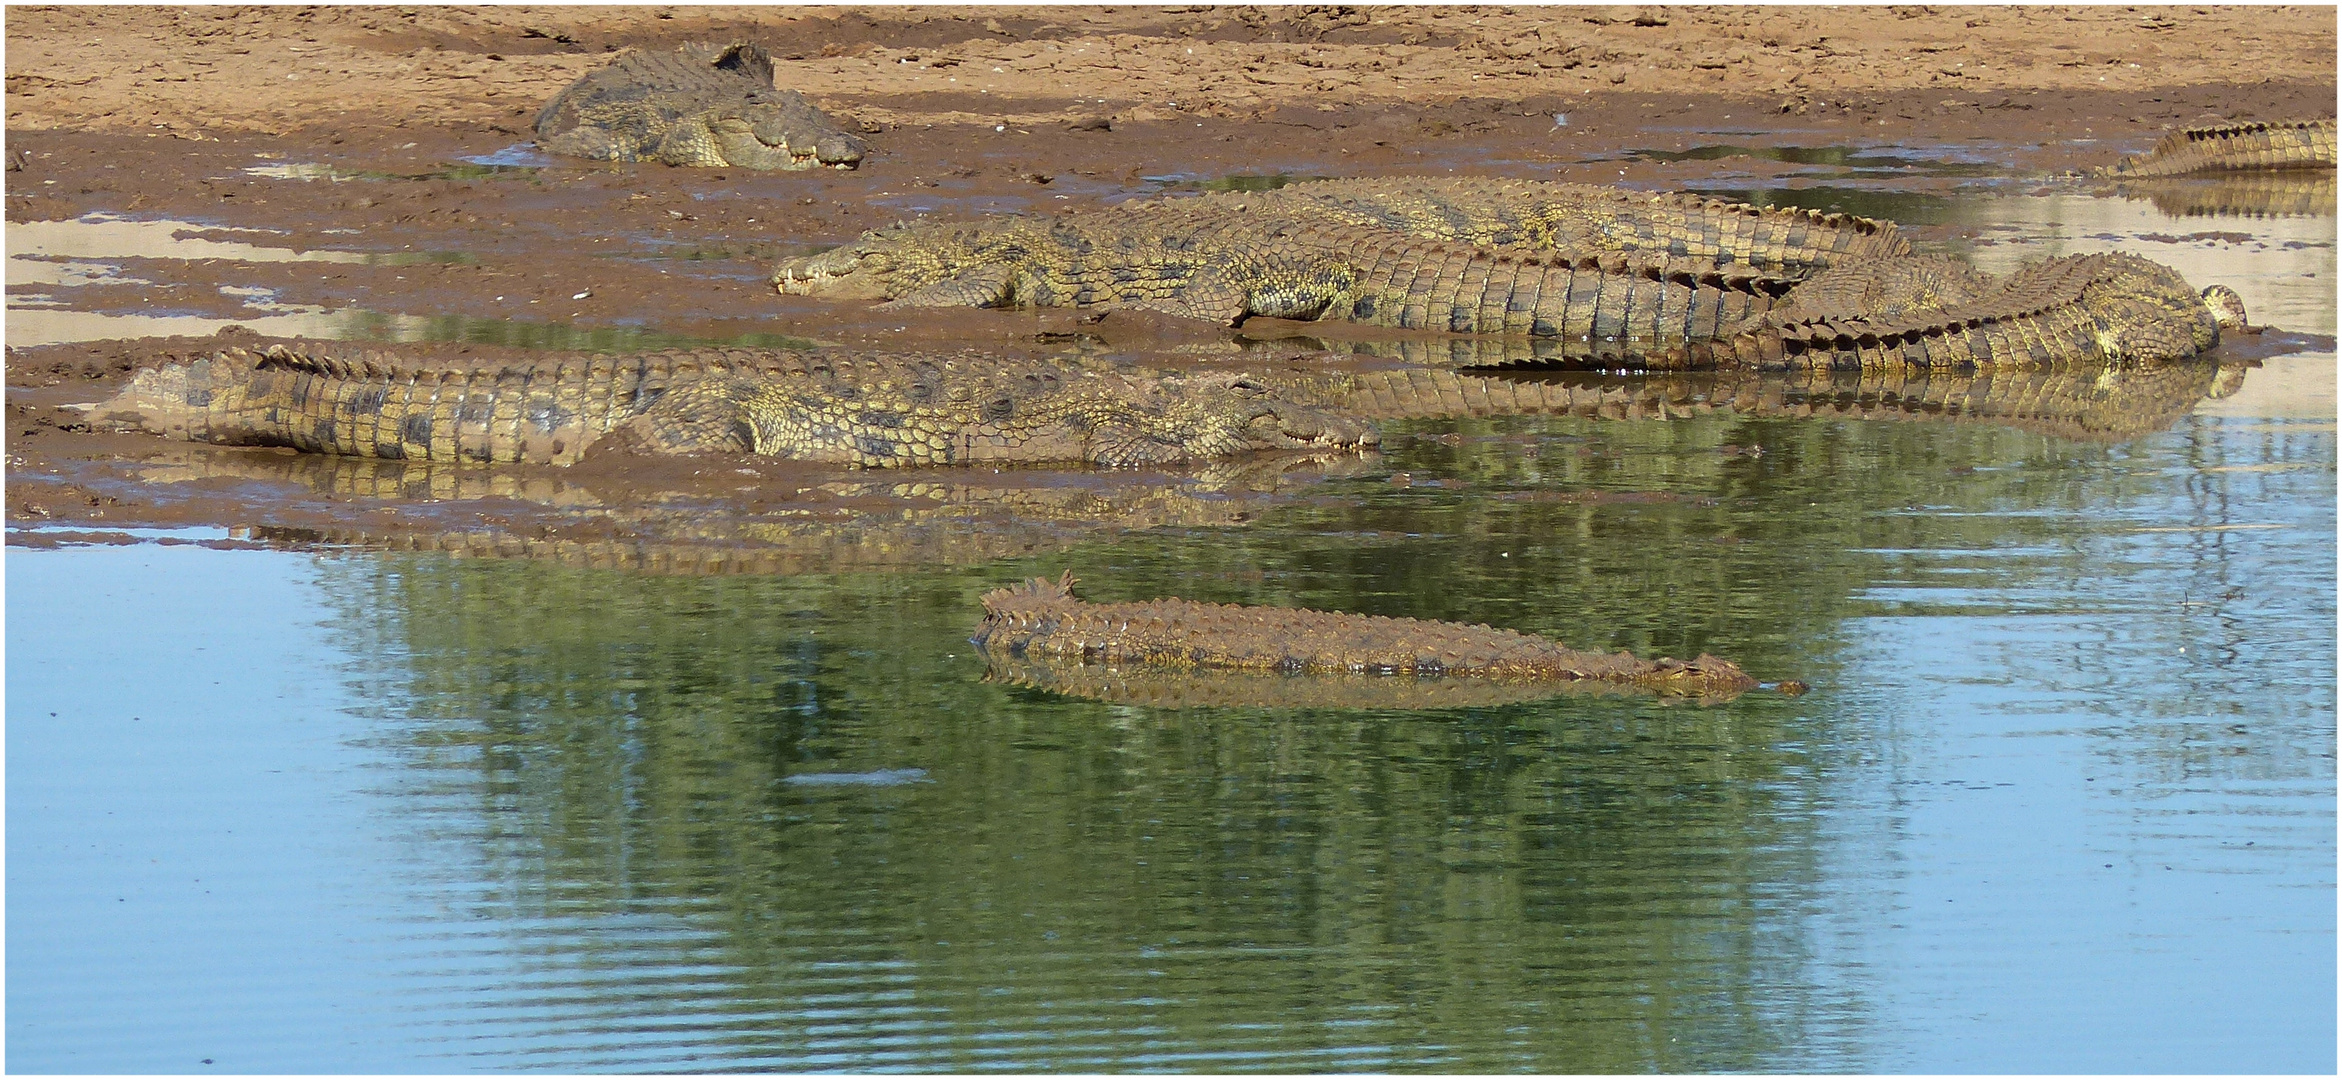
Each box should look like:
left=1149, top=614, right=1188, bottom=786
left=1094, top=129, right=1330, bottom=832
left=6, top=5, right=2335, bottom=553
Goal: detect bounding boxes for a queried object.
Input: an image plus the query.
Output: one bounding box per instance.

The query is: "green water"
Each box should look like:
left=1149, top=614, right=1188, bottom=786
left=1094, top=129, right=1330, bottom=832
left=12, top=387, right=2332, bottom=1071
left=6, top=164, right=2337, bottom=1070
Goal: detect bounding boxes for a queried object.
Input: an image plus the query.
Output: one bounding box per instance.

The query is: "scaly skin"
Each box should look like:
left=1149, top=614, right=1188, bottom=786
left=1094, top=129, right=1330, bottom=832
left=982, top=652, right=1679, bottom=709
left=95, top=346, right=1374, bottom=468
left=535, top=42, right=865, bottom=170
left=774, top=204, right=1791, bottom=344
left=774, top=178, right=1906, bottom=321
left=1249, top=176, right=1911, bottom=272
left=973, top=572, right=1759, bottom=697
left=1650, top=253, right=2243, bottom=372
left=2098, top=119, right=2336, bottom=179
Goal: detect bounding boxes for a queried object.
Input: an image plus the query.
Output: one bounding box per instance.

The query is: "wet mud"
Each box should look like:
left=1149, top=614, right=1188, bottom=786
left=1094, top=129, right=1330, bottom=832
left=6, top=6, right=2336, bottom=563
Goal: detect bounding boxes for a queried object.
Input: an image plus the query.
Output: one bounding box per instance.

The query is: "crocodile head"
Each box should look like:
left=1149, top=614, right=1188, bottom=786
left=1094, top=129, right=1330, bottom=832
left=772, top=221, right=977, bottom=300
left=693, top=90, right=867, bottom=170
left=773, top=238, right=891, bottom=298
left=2200, top=284, right=2251, bottom=331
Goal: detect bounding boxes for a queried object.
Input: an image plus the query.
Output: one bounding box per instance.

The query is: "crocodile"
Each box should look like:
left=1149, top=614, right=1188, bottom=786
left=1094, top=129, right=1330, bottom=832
left=1638, top=252, right=2246, bottom=372
left=2097, top=119, right=2336, bottom=179
left=1211, top=176, right=1912, bottom=272
left=983, top=651, right=1710, bottom=709
left=771, top=178, right=1915, bottom=341
left=535, top=42, right=866, bottom=170
left=66, top=356, right=2243, bottom=583
left=974, top=573, right=1761, bottom=698
left=93, top=346, right=1374, bottom=468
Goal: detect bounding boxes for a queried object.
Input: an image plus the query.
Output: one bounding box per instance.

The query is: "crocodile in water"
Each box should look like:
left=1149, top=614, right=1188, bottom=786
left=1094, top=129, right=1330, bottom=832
left=974, top=572, right=1760, bottom=698
left=535, top=42, right=866, bottom=170
left=1647, top=253, right=2246, bottom=372
left=94, top=346, right=1374, bottom=468
left=982, top=651, right=1715, bottom=709
left=771, top=178, right=1914, bottom=342
left=2097, top=119, right=2336, bottom=179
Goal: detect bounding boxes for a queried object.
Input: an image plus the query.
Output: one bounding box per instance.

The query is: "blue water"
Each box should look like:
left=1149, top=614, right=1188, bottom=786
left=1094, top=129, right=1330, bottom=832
left=9, top=373, right=2334, bottom=1071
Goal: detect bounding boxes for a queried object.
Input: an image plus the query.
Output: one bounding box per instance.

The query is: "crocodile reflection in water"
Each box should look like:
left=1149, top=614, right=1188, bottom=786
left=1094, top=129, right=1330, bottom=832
left=135, top=448, right=1370, bottom=575
left=2103, top=171, right=2339, bottom=220
left=117, top=357, right=2260, bottom=574
left=314, top=543, right=1852, bottom=1070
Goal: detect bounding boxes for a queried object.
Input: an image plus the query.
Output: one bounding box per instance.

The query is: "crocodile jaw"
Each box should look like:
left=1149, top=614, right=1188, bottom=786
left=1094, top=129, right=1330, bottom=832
left=1248, top=405, right=1379, bottom=453
left=772, top=248, right=890, bottom=298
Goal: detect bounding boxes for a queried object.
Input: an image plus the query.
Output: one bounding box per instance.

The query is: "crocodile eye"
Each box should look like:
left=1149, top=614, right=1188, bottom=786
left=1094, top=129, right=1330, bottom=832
left=1226, top=377, right=1269, bottom=396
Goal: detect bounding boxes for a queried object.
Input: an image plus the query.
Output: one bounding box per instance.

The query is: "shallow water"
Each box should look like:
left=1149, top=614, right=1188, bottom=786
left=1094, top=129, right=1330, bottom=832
left=10, top=355, right=2334, bottom=1071
left=7, top=166, right=2337, bottom=1071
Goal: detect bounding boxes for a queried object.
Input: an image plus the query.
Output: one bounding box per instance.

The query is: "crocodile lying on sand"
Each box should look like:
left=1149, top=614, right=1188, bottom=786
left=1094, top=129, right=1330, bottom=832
left=92, top=346, right=1372, bottom=468
left=1221, top=176, right=1911, bottom=271
left=769, top=177, right=2246, bottom=370
left=773, top=177, right=1913, bottom=341
left=1643, top=252, right=2247, bottom=372
left=535, top=42, right=866, bottom=170
left=974, top=573, right=1762, bottom=698
left=2097, top=119, right=2336, bottom=179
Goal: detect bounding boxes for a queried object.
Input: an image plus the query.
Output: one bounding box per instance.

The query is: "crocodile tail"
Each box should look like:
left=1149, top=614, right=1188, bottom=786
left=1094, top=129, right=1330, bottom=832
left=96, top=348, right=267, bottom=441
left=2102, top=118, right=2338, bottom=178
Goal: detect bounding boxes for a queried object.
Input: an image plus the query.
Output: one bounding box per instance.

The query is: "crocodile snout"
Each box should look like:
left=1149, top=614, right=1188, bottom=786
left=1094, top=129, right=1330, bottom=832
left=2201, top=284, right=2251, bottom=331
left=772, top=247, right=886, bottom=297
left=1253, top=403, right=1378, bottom=451
left=812, top=132, right=867, bottom=168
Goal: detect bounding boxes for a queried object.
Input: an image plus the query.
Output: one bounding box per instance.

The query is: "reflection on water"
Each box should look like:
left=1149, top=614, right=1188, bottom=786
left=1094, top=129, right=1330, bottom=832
left=2, top=214, right=806, bottom=350
left=1630, top=143, right=2004, bottom=180
left=243, top=160, right=544, bottom=183
left=7, top=169, right=2336, bottom=1072
left=2104, top=171, right=2338, bottom=220
left=1140, top=171, right=1328, bottom=192
left=1681, top=184, right=1965, bottom=226
left=12, top=388, right=2334, bottom=1071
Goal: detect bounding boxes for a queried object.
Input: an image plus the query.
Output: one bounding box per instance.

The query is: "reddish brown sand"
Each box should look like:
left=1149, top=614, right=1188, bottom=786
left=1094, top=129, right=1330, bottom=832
left=5, top=5, right=2335, bottom=548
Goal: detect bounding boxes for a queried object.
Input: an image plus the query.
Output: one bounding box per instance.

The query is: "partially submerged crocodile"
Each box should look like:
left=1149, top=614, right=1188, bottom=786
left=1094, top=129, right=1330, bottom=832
left=1647, top=253, right=2246, bottom=372
left=771, top=177, right=1915, bottom=342
left=93, top=346, right=1373, bottom=468
left=2098, top=119, right=2336, bottom=179
left=974, top=573, right=1761, bottom=698
left=535, top=42, right=866, bottom=170
left=983, top=651, right=1698, bottom=709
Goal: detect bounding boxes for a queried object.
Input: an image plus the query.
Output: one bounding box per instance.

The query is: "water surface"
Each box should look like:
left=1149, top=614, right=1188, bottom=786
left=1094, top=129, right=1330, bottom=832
left=6, top=176, right=2336, bottom=1073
